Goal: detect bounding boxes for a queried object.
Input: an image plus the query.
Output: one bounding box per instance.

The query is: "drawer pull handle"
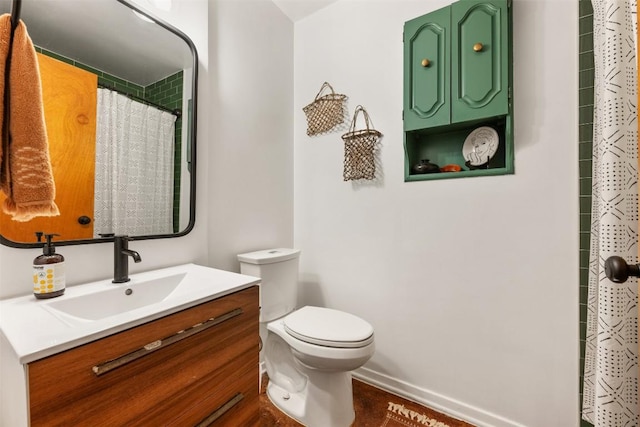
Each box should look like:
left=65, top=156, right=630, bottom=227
left=196, top=393, right=244, bottom=427
left=143, top=340, right=162, bottom=350
left=473, top=42, right=483, bottom=52
left=421, top=58, right=430, bottom=67
left=92, top=307, right=244, bottom=376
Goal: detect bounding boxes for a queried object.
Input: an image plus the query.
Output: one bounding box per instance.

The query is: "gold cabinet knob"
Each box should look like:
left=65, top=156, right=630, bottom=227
left=473, top=43, right=484, bottom=52
left=421, top=58, right=430, bottom=67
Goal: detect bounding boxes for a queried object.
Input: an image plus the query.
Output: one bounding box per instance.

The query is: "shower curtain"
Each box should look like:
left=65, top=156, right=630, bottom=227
left=582, top=1, right=638, bottom=425
left=94, top=88, right=176, bottom=237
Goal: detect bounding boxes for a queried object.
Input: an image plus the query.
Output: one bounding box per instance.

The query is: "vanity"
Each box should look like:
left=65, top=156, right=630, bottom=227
left=0, top=264, right=261, bottom=426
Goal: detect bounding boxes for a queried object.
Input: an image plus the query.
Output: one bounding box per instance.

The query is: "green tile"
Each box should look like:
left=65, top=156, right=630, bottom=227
left=578, top=8, right=594, bottom=416
left=580, top=197, right=592, bottom=217
left=579, top=159, right=593, bottom=178
left=579, top=88, right=594, bottom=107
left=579, top=68, right=595, bottom=88
left=579, top=1, right=593, bottom=18
left=580, top=250, right=590, bottom=267
left=579, top=15, right=593, bottom=34
left=579, top=140, right=593, bottom=160
left=107, top=74, right=131, bottom=87
left=580, top=232, right=591, bottom=252
left=579, top=124, right=593, bottom=144
left=580, top=265, right=589, bottom=290
left=580, top=279, right=590, bottom=299
left=579, top=105, right=593, bottom=124
left=580, top=303, right=588, bottom=324
left=126, top=82, right=145, bottom=92
left=168, top=93, right=183, bottom=103
left=97, top=76, right=115, bottom=87
left=580, top=212, right=592, bottom=233
left=100, top=74, right=124, bottom=87
left=579, top=33, right=593, bottom=53
left=579, top=177, right=593, bottom=197
left=579, top=51, right=595, bottom=69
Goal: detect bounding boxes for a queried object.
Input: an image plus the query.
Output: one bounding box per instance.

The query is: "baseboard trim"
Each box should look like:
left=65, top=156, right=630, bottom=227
left=353, top=367, right=526, bottom=427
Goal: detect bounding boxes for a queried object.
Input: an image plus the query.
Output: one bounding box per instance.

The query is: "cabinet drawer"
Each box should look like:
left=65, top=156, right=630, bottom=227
left=28, top=286, right=259, bottom=426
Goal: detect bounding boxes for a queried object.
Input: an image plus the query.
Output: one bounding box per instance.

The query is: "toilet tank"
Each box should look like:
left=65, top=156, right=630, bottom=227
left=237, top=248, right=300, bottom=323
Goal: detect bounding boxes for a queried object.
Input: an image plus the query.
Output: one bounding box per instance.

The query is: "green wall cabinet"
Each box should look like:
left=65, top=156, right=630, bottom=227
left=403, top=0, right=513, bottom=181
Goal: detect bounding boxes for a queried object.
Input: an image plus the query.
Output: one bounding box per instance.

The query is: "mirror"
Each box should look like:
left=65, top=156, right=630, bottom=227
left=0, top=0, right=197, bottom=248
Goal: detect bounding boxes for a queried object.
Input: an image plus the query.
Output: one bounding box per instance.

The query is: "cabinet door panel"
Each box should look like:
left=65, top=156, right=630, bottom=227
left=404, top=6, right=450, bottom=131
left=451, top=0, right=508, bottom=123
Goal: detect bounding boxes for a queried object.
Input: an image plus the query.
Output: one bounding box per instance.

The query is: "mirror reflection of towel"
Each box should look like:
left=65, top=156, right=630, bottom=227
left=0, top=14, right=59, bottom=222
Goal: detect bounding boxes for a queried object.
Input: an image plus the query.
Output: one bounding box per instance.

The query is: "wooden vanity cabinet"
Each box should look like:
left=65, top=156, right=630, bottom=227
left=27, top=286, right=259, bottom=426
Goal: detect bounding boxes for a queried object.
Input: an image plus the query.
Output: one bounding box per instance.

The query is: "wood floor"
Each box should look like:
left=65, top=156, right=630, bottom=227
left=259, top=374, right=475, bottom=427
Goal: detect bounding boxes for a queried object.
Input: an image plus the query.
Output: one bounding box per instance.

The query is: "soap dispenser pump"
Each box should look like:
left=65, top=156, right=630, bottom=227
left=33, top=233, right=65, bottom=299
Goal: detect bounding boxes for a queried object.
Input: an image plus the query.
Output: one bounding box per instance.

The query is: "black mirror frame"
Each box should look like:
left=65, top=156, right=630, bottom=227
left=0, top=0, right=198, bottom=249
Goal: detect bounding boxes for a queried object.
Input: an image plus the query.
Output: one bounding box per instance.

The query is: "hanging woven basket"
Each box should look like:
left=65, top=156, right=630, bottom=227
left=341, top=105, right=382, bottom=181
left=302, top=82, right=347, bottom=136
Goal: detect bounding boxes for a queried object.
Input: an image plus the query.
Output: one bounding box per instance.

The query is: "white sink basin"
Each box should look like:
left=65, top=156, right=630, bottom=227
left=45, top=273, right=187, bottom=322
left=0, top=263, right=260, bottom=364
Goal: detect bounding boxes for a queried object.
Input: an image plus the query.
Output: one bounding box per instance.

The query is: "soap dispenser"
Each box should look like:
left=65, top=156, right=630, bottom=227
left=33, top=233, right=65, bottom=299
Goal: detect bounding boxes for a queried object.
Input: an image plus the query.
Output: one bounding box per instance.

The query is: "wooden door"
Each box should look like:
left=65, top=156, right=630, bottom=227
left=451, top=0, right=509, bottom=124
left=0, top=53, right=97, bottom=243
left=403, top=5, right=450, bottom=131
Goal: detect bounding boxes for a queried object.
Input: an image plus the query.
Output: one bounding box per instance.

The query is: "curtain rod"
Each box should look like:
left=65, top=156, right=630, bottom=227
left=98, top=84, right=182, bottom=118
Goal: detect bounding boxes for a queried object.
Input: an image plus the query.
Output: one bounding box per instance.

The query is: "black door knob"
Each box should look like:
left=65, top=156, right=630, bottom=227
left=604, top=256, right=640, bottom=283
left=78, top=215, right=92, bottom=225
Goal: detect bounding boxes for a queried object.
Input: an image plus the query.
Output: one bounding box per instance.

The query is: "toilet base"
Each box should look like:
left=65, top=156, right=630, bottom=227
left=267, top=370, right=355, bottom=427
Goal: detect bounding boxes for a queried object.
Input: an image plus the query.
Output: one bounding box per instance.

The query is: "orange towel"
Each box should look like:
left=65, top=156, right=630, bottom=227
left=0, top=14, right=59, bottom=221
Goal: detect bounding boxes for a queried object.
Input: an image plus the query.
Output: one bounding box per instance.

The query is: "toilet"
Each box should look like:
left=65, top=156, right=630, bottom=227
left=238, top=248, right=375, bottom=427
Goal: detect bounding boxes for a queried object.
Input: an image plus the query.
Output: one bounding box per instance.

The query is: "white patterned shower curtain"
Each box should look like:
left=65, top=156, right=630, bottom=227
left=582, top=1, right=638, bottom=425
left=94, top=88, right=176, bottom=237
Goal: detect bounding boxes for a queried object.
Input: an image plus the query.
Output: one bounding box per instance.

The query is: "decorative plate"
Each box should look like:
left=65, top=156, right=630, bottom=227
left=462, top=126, right=499, bottom=166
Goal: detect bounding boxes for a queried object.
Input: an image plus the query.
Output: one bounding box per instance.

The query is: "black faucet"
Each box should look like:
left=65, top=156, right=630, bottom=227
left=113, top=236, right=142, bottom=283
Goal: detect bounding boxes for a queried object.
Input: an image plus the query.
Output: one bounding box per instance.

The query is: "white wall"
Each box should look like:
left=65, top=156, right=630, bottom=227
left=0, top=0, right=210, bottom=299
left=293, top=1, right=579, bottom=426
left=207, top=0, right=294, bottom=270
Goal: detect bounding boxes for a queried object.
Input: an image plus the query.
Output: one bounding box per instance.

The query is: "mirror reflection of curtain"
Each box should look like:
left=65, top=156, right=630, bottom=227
left=93, top=89, right=176, bottom=237
left=582, top=0, right=638, bottom=425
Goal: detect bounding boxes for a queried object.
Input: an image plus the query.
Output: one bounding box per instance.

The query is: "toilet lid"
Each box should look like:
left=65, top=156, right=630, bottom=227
left=284, top=306, right=374, bottom=348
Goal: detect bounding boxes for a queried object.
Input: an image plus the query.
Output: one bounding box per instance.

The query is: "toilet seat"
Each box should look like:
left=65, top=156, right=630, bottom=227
left=284, top=306, right=374, bottom=348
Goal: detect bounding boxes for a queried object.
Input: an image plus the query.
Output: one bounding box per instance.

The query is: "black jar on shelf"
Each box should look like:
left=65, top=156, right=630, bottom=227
left=412, top=159, right=440, bottom=174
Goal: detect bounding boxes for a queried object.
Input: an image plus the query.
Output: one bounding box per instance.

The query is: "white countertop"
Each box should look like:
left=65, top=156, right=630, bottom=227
left=0, top=263, right=260, bottom=364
